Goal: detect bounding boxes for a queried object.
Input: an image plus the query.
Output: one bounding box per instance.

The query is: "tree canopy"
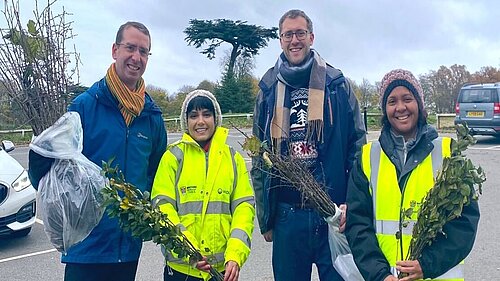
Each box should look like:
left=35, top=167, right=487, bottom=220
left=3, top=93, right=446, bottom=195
left=184, top=19, right=278, bottom=78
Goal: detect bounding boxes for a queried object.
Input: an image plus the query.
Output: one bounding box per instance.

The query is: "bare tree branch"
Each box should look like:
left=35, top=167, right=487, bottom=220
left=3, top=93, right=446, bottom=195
left=0, top=0, right=80, bottom=134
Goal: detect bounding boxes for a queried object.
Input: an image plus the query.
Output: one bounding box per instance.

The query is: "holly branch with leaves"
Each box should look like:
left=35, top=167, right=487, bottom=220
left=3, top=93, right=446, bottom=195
left=100, top=161, right=224, bottom=281
left=401, top=124, right=485, bottom=265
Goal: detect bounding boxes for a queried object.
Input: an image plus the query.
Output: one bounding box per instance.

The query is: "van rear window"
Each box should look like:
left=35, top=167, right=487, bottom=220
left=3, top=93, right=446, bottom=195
left=459, top=89, right=499, bottom=103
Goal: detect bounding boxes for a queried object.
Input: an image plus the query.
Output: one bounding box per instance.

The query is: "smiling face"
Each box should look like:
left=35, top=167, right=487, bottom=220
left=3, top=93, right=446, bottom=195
left=187, top=108, right=216, bottom=145
left=280, top=16, right=314, bottom=66
left=112, top=26, right=150, bottom=90
left=385, top=86, right=419, bottom=140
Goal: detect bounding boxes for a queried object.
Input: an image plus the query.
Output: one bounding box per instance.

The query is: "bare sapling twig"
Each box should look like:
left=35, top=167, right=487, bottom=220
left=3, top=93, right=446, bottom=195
left=230, top=121, right=336, bottom=218
left=0, top=0, right=80, bottom=134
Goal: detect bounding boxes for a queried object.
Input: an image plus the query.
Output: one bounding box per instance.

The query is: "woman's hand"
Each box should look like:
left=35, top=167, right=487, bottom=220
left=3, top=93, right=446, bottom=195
left=396, top=260, right=423, bottom=281
left=224, top=260, right=240, bottom=281
left=195, top=256, right=211, bottom=273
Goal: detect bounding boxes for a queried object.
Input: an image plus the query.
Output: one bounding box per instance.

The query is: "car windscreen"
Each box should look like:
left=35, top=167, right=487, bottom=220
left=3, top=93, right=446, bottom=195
left=459, top=89, right=499, bottom=103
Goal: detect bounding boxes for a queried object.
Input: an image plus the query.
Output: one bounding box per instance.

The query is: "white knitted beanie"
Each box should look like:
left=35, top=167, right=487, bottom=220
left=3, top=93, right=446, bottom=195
left=180, top=89, right=222, bottom=131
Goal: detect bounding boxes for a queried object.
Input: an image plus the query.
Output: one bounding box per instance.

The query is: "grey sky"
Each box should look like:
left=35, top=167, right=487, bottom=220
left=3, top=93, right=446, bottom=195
left=10, top=0, right=500, bottom=94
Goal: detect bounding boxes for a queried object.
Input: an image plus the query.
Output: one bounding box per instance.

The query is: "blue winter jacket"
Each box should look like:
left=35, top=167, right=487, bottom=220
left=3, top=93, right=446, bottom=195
left=251, top=63, right=366, bottom=234
left=62, top=78, right=167, bottom=263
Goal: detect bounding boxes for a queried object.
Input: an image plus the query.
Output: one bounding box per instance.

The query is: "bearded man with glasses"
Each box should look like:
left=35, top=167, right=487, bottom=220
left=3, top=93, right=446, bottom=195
left=251, top=9, right=366, bottom=281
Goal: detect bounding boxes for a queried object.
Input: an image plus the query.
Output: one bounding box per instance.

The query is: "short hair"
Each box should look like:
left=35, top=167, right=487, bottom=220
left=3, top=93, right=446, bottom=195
left=115, top=21, right=151, bottom=50
left=186, top=96, right=215, bottom=117
left=279, top=9, right=314, bottom=34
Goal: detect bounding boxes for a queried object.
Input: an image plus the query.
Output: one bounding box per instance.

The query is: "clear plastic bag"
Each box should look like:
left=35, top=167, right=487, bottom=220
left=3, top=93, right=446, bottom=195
left=325, top=205, right=365, bottom=281
left=30, top=112, right=106, bottom=253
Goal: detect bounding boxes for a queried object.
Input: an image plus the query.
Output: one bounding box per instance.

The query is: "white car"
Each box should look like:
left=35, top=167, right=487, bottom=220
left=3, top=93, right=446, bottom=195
left=0, top=140, right=36, bottom=237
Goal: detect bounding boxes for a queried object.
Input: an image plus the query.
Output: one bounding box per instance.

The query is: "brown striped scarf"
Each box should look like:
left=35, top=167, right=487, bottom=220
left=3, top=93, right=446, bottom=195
left=105, top=63, right=145, bottom=126
left=271, top=49, right=326, bottom=151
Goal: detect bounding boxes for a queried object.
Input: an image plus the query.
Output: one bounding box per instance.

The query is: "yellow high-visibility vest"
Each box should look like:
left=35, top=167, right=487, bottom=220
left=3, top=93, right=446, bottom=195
left=361, top=137, right=463, bottom=281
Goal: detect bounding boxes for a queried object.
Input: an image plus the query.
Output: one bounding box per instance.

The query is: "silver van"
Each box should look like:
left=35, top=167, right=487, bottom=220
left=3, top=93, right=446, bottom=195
left=454, top=83, right=500, bottom=137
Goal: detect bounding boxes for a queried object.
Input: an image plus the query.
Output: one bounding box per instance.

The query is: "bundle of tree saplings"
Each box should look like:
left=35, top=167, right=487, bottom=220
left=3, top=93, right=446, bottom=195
left=240, top=128, right=336, bottom=218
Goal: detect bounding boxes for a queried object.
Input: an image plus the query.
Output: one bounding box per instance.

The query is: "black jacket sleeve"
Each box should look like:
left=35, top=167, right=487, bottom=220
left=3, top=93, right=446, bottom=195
left=419, top=199, right=480, bottom=278
left=345, top=157, right=394, bottom=281
left=251, top=88, right=270, bottom=234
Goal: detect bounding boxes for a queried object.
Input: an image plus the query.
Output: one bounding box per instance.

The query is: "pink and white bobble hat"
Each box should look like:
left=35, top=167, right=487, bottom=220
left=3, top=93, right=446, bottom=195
left=379, top=69, right=424, bottom=110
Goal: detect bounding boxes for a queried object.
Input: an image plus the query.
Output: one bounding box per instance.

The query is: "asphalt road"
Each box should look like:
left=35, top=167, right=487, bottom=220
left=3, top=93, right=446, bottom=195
left=1, top=130, right=499, bottom=281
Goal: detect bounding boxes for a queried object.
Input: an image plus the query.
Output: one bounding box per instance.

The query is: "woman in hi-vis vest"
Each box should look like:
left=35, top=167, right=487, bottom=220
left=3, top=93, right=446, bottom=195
left=151, top=90, right=255, bottom=281
left=344, top=69, right=479, bottom=281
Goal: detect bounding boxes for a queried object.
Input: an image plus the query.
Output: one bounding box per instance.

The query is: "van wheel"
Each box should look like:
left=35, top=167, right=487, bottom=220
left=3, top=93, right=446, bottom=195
left=10, top=227, right=32, bottom=238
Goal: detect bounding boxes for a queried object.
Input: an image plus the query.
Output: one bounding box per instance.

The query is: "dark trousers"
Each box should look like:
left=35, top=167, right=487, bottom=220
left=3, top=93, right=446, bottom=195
left=272, top=202, right=344, bottom=281
left=64, top=261, right=138, bottom=281
left=163, top=266, right=223, bottom=281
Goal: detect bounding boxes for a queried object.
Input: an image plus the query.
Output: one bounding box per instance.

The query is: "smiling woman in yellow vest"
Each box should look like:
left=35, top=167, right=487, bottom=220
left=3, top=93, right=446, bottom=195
left=344, top=69, right=480, bottom=281
left=151, top=90, right=255, bottom=281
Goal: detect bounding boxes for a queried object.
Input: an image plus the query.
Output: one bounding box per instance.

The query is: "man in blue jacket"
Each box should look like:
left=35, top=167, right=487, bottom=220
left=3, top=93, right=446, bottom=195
left=251, top=9, right=366, bottom=281
left=29, top=21, right=167, bottom=281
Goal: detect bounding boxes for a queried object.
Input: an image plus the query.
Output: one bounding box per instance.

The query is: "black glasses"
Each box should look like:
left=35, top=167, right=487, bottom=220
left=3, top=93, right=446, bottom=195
left=280, top=30, right=309, bottom=42
left=116, top=43, right=151, bottom=58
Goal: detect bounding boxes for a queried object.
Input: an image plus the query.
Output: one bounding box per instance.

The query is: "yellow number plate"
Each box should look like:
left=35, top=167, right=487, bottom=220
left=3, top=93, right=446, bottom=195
left=466, top=111, right=484, bottom=117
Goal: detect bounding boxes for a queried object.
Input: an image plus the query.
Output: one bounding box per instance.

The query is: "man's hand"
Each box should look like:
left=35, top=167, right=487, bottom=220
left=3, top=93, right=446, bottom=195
left=396, top=260, right=423, bottom=281
left=195, top=256, right=211, bottom=273
left=339, top=204, right=347, bottom=233
left=263, top=230, right=273, bottom=242
left=224, top=260, right=240, bottom=281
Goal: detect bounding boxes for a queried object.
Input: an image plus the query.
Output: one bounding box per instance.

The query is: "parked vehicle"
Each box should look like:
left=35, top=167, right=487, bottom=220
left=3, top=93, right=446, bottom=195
left=454, top=82, right=500, bottom=137
left=0, top=140, right=36, bottom=237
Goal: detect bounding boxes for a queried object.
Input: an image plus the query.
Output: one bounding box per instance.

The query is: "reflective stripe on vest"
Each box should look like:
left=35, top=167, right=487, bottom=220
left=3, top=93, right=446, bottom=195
left=167, top=145, right=238, bottom=214
left=170, top=146, right=238, bottom=197
left=165, top=249, right=226, bottom=268
left=229, top=147, right=237, bottom=190
left=366, top=138, right=448, bottom=236
left=170, top=145, right=184, bottom=210
left=231, top=228, right=251, bottom=248
left=362, top=137, right=462, bottom=280
left=231, top=196, right=255, bottom=214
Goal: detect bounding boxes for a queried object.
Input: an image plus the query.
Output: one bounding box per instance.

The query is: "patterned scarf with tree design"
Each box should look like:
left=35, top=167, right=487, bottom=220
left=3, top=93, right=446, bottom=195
left=271, top=49, right=326, bottom=152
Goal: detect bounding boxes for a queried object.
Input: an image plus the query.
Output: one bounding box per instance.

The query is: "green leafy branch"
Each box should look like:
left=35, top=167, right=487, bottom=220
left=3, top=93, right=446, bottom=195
left=100, top=161, right=224, bottom=281
left=402, top=124, right=485, bottom=263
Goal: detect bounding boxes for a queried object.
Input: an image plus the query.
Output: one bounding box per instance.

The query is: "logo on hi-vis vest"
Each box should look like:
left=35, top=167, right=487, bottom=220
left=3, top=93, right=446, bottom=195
left=217, top=188, right=230, bottom=195
left=180, top=186, right=197, bottom=195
